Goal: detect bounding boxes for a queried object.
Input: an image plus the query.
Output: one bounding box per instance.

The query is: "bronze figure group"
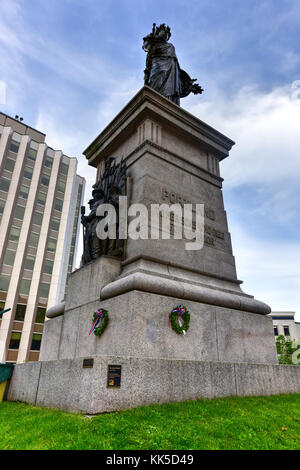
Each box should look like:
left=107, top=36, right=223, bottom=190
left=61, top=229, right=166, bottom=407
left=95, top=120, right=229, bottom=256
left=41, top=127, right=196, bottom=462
left=81, top=158, right=126, bottom=265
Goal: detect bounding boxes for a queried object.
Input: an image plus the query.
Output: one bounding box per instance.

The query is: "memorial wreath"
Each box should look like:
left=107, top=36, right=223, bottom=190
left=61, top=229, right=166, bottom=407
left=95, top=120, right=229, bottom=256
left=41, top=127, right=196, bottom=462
left=89, top=307, right=109, bottom=337
left=170, top=305, right=190, bottom=335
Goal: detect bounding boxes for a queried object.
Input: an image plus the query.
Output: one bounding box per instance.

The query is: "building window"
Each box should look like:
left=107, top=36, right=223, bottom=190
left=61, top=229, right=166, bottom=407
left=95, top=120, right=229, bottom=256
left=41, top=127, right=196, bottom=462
left=37, top=191, right=46, bottom=205
left=33, top=211, right=43, bottom=226
left=14, top=205, right=25, bottom=220
left=0, top=274, right=11, bottom=292
left=283, top=326, right=290, bottom=336
left=57, top=180, right=66, bottom=193
left=35, top=307, right=46, bottom=324
left=41, top=173, right=50, bottom=187
left=47, top=237, right=57, bottom=252
left=0, top=177, right=11, bottom=192
left=30, top=333, right=42, bottom=351
left=3, top=249, right=16, bottom=266
left=44, top=156, right=53, bottom=168
left=39, top=282, right=50, bottom=299
left=43, top=259, right=53, bottom=275
left=60, top=162, right=69, bottom=175
left=23, top=165, right=33, bottom=180
left=9, top=140, right=20, bottom=153
left=51, top=217, right=60, bottom=232
left=19, top=278, right=31, bottom=296
left=9, top=226, right=21, bottom=242
left=28, top=232, right=39, bottom=248
left=274, top=326, right=278, bottom=336
left=27, top=147, right=37, bottom=161
left=24, top=254, right=35, bottom=271
left=0, top=199, right=5, bottom=215
left=9, top=332, right=21, bottom=349
left=54, top=198, right=63, bottom=212
left=15, top=304, right=26, bottom=321
left=5, top=157, right=15, bottom=172
left=19, top=184, right=30, bottom=199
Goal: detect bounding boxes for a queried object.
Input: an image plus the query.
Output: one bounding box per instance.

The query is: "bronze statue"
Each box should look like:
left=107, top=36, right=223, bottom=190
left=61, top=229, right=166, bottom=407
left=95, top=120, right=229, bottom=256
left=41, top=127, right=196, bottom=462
left=81, top=158, right=127, bottom=265
left=143, top=23, right=203, bottom=105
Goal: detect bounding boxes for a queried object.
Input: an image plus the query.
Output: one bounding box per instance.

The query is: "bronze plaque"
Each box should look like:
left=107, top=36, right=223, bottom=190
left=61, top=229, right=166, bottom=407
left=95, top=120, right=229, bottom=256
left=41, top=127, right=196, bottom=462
left=83, top=358, right=94, bottom=368
left=107, top=364, right=122, bottom=388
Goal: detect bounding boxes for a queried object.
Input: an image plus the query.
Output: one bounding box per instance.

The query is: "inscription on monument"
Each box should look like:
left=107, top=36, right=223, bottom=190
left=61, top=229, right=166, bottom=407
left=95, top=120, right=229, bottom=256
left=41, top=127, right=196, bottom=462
left=204, top=224, right=225, bottom=247
left=161, top=188, right=225, bottom=246
left=107, top=364, right=122, bottom=388
left=83, top=358, right=94, bottom=368
left=162, top=188, right=216, bottom=221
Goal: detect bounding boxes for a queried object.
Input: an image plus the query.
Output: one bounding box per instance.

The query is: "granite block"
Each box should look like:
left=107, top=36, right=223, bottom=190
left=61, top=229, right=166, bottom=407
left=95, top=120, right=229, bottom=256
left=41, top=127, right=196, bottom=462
left=7, top=361, right=41, bottom=405
left=7, top=357, right=300, bottom=414
left=39, top=316, right=63, bottom=362
left=58, top=307, right=81, bottom=359
left=216, top=308, right=278, bottom=364
left=65, top=256, right=120, bottom=311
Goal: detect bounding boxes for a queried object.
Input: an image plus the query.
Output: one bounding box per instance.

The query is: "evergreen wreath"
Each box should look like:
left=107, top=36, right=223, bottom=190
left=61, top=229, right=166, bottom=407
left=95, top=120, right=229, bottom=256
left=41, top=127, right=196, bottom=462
left=170, top=305, right=190, bottom=335
left=89, top=308, right=109, bottom=337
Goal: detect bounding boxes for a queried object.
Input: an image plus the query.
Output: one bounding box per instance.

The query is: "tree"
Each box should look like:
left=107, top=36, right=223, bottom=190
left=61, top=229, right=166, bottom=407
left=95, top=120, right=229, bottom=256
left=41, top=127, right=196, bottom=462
left=276, top=335, right=300, bottom=365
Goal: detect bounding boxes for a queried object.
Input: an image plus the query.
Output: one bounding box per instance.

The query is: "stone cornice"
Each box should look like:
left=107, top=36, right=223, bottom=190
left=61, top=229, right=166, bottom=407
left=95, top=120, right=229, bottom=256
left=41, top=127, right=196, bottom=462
left=101, top=272, right=271, bottom=315
left=121, top=255, right=243, bottom=285
left=84, top=86, right=235, bottom=167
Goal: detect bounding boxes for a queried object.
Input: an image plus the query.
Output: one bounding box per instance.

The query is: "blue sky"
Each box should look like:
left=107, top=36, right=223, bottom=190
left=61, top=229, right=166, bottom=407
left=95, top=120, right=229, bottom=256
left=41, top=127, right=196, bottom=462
left=1, top=0, right=300, bottom=317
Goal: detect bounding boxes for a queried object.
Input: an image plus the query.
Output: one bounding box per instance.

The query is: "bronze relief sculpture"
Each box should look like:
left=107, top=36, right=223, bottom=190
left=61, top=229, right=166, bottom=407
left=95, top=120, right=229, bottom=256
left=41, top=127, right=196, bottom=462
left=143, top=23, right=203, bottom=105
left=81, top=158, right=126, bottom=265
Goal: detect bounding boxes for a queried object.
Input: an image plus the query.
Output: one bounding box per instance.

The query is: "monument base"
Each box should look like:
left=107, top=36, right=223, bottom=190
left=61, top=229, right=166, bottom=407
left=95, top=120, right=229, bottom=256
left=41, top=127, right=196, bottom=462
left=7, top=257, right=299, bottom=413
left=7, top=356, right=300, bottom=414
left=39, top=290, right=278, bottom=364
left=37, top=257, right=278, bottom=365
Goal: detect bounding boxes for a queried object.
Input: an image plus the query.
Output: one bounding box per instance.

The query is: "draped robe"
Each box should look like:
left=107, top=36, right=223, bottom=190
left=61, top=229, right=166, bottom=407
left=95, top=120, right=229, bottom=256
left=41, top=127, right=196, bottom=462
left=147, top=41, right=194, bottom=105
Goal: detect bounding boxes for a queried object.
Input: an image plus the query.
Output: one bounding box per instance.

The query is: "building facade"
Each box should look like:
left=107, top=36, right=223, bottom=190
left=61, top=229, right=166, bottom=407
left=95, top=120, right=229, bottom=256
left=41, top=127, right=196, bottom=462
left=268, top=311, right=300, bottom=341
left=0, top=112, right=85, bottom=363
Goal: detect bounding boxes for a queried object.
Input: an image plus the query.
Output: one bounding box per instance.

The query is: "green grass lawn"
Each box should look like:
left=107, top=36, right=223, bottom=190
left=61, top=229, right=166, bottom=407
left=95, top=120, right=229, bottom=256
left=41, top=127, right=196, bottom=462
left=0, top=394, right=299, bottom=450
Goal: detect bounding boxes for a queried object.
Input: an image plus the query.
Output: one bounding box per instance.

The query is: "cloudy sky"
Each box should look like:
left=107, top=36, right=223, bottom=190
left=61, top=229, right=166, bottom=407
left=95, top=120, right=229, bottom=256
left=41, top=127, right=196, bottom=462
left=1, top=0, right=299, bottom=318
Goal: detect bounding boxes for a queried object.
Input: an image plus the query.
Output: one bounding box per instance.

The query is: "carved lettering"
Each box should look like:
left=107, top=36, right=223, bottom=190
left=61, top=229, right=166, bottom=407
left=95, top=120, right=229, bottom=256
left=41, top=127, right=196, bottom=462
left=161, top=188, right=217, bottom=224
left=159, top=209, right=225, bottom=246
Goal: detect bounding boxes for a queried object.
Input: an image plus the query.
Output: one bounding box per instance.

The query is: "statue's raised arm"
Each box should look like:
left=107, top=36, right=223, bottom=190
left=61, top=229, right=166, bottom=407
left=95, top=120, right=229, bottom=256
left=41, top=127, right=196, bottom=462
left=142, top=23, right=203, bottom=106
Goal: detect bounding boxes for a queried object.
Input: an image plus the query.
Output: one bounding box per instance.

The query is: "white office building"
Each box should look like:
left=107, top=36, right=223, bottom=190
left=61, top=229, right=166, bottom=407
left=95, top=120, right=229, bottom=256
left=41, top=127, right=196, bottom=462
left=0, top=112, right=85, bottom=363
left=268, top=311, right=300, bottom=341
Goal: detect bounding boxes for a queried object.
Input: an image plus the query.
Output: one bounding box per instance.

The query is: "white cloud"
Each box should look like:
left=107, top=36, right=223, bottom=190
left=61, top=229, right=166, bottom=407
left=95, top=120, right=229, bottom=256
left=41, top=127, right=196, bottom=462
left=95, top=78, right=141, bottom=128
left=187, top=84, right=300, bottom=188
left=229, top=218, right=300, bottom=321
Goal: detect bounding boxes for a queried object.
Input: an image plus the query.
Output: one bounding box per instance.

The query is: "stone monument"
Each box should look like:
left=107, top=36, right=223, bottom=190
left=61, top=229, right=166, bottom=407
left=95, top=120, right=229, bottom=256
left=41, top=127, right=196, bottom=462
left=8, top=27, right=300, bottom=413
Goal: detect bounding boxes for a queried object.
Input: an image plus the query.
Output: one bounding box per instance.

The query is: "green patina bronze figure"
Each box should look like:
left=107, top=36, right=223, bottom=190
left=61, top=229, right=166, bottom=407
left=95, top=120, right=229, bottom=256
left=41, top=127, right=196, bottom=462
left=81, top=158, right=127, bottom=265
left=143, top=23, right=203, bottom=105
